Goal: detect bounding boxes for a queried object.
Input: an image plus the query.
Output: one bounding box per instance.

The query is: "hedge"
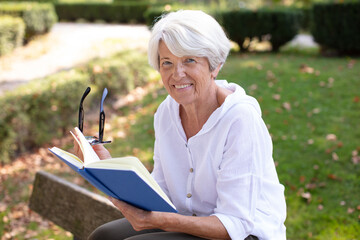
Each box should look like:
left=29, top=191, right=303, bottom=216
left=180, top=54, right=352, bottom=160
left=311, top=2, right=360, bottom=55
left=0, top=15, right=25, bottom=56
left=144, top=5, right=217, bottom=28
left=221, top=8, right=302, bottom=52
left=0, top=2, right=57, bottom=42
left=0, top=50, right=157, bottom=163
left=54, top=2, right=149, bottom=23
left=0, top=70, right=89, bottom=163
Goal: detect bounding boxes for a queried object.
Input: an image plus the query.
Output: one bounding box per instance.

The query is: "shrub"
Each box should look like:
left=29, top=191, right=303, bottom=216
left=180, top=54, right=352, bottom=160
left=88, top=50, right=155, bottom=97
left=0, top=15, right=25, bottom=56
left=0, top=50, right=157, bottom=163
left=311, top=2, right=360, bottom=55
left=144, top=5, right=169, bottom=28
left=0, top=70, right=89, bottom=163
left=54, top=2, right=149, bottom=23
left=221, top=8, right=302, bottom=52
left=144, top=5, right=217, bottom=28
left=0, top=2, right=58, bottom=42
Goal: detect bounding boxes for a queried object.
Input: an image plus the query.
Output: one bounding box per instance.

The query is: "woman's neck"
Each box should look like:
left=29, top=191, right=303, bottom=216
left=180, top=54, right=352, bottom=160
left=180, top=85, right=231, bottom=140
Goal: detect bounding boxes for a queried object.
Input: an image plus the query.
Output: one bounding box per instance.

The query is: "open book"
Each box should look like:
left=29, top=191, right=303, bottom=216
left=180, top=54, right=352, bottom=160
left=49, top=127, right=177, bottom=213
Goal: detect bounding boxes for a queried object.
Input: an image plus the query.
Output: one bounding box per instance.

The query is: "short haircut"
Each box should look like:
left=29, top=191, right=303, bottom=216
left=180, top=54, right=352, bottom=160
left=148, top=10, right=231, bottom=72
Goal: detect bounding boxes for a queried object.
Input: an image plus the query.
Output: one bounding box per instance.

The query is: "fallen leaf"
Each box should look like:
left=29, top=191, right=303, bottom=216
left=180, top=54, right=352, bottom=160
left=347, top=208, right=355, bottom=214
left=272, top=94, right=281, bottom=100
left=282, top=102, right=291, bottom=111
left=299, top=64, right=314, bottom=74
left=312, top=108, right=321, bottom=114
left=301, top=192, right=312, bottom=202
left=326, top=134, right=337, bottom=141
left=266, top=70, right=276, bottom=80
left=353, top=96, right=359, bottom=103
left=249, top=84, right=258, bottom=91
left=299, top=175, right=306, bottom=183
left=347, top=59, right=356, bottom=69
left=327, top=77, right=335, bottom=88
left=352, top=155, right=360, bottom=165
left=306, top=183, right=317, bottom=190
left=319, top=81, right=326, bottom=87
left=332, top=152, right=339, bottom=161
left=328, top=174, right=341, bottom=181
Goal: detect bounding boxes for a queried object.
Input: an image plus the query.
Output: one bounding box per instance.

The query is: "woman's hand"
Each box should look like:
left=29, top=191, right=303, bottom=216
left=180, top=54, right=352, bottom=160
left=92, top=144, right=112, bottom=160
left=72, top=129, right=112, bottom=161
left=108, top=197, right=157, bottom=231
left=108, top=198, right=230, bottom=239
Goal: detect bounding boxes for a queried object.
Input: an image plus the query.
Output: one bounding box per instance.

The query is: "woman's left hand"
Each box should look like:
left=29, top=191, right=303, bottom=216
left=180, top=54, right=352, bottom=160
left=108, top=197, right=159, bottom=231
left=108, top=197, right=230, bottom=239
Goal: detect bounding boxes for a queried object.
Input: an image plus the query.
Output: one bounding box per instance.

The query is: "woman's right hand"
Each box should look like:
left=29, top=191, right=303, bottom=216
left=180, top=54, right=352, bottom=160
left=72, top=129, right=112, bottom=161
left=92, top=144, right=112, bottom=160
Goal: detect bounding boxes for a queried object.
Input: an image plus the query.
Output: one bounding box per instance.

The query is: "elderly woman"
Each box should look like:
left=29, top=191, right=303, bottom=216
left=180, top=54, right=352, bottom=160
left=88, top=10, right=286, bottom=240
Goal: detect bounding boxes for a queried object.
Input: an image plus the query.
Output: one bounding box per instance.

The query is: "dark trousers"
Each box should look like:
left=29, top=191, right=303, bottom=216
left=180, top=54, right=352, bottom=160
left=88, top=218, right=258, bottom=240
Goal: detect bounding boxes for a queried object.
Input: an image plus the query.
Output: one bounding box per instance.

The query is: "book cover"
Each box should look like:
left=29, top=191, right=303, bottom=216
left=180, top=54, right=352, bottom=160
left=49, top=128, right=177, bottom=213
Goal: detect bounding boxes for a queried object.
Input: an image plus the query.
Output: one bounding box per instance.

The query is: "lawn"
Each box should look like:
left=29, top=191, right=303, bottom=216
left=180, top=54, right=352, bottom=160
left=1, top=52, right=359, bottom=239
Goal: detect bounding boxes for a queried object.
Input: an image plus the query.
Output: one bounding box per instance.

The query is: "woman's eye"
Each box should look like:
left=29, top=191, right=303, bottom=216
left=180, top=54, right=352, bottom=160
left=162, top=61, right=172, bottom=66
left=185, top=58, right=195, bottom=63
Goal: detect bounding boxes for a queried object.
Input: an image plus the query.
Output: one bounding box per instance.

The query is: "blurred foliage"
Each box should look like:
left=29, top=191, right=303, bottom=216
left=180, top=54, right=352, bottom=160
left=221, top=8, right=302, bottom=52
left=0, top=15, right=24, bottom=56
left=0, top=50, right=157, bottom=164
left=88, top=50, right=154, bottom=96
left=311, top=1, right=360, bottom=56
left=54, top=1, right=149, bottom=23
left=0, top=2, right=57, bottom=42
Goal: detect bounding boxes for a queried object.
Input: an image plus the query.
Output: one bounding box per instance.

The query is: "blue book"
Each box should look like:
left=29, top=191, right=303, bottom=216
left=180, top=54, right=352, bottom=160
left=49, top=127, right=177, bottom=213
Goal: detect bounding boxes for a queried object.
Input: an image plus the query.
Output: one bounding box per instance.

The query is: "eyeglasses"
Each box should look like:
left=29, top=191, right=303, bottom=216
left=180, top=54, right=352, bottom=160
left=78, top=87, right=111, bottom=145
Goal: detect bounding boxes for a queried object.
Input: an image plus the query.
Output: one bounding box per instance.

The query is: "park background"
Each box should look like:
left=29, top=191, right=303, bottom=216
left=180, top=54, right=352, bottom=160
left=0, top=0, right=359, bottom=239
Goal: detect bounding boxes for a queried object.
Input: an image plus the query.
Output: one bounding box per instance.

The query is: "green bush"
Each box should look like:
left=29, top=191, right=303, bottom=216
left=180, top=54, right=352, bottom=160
left=0, top=50, right=156, bottom=163
left=221, top=8, right=302, bottom=52
left=0, top=2, right=58, bottom=42
left=311, top=2, right=360, bottom=55
left=144, top=6, right=169, bottom=28
left=0, top=70, right=89, bottom=163
left=88, top=50, right=154, bottom=96
left=54, top=2, right=149, bottom=23
left=0, top=15, right=25, bottom=56
left=144, top=5, right=217, bottom=28
left=0, top=0, right=56, bottom=2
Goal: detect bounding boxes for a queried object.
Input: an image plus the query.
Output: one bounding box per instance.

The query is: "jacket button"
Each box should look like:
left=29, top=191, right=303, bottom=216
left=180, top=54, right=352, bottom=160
left=187, top=193, right=192, bottom=198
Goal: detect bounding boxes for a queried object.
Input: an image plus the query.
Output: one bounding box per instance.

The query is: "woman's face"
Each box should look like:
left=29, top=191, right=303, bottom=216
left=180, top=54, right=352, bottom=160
left=158, top=41, right=218, bottom=107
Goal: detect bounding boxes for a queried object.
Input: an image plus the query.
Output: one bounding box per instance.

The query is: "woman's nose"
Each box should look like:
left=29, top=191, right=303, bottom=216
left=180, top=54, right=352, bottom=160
left=173, top=62, right=186, bottom=80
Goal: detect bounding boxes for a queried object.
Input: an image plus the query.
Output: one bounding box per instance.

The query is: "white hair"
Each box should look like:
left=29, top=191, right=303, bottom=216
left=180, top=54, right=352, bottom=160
left=148, top=10, right=231, bottom=72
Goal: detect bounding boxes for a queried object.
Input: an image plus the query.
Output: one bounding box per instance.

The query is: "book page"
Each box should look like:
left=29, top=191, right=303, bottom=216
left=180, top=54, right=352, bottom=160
left=72, top=127, right=100, bottom=165
left=50, top=147, right=84, bottom=169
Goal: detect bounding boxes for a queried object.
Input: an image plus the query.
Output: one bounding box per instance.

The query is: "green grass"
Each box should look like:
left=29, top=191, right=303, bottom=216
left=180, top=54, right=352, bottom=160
left=218, top=53, right=360, bottom=239
left=105, top=53, right=360, bottom=239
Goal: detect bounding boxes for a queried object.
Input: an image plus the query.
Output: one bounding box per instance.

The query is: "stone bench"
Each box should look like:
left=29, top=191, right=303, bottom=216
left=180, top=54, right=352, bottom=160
left=29, top=170, right=123, bottom=240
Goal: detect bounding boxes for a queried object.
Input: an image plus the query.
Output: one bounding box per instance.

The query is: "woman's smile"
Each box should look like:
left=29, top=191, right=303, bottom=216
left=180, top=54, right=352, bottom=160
left=174, top=84, right=193, bottom=89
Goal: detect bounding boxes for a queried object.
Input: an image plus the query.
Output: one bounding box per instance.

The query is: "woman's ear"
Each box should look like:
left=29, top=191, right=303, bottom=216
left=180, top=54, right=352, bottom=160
left=211, top=64, right=222, bottom=80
